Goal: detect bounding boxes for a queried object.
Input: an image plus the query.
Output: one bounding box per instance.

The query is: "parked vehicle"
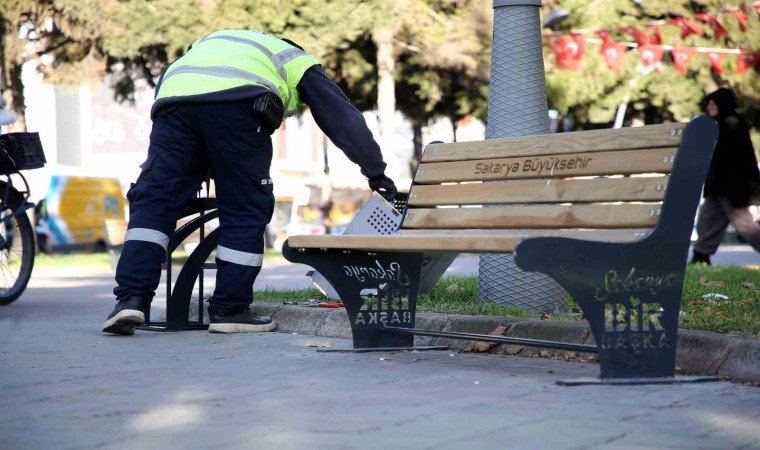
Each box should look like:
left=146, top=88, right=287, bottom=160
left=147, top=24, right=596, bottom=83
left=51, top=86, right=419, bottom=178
left=35, top=176, right=126, bottom=253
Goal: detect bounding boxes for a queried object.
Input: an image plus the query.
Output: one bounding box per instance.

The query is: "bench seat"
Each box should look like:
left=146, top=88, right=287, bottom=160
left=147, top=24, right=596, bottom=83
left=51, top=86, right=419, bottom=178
left=288, top=228, right=650, bottom=253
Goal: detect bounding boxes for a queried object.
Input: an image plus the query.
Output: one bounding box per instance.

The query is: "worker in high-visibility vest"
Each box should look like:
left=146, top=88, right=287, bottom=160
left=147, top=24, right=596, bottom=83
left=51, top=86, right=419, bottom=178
left=102, top=30, right=397, bottom=335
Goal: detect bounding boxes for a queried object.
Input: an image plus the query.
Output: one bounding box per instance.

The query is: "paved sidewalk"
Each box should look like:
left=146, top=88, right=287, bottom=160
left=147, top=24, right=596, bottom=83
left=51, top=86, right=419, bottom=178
left=1, top=274, right=759, bottom=449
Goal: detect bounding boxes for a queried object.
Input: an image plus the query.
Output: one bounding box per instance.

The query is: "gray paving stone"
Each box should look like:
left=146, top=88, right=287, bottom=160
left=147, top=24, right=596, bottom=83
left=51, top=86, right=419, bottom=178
left=2, top=273, right=758, bottom=449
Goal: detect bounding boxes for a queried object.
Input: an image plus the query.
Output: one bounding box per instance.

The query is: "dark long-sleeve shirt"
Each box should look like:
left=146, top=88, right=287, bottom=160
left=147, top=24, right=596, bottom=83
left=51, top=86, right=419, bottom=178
left=297, top=66, right=386, bottom=178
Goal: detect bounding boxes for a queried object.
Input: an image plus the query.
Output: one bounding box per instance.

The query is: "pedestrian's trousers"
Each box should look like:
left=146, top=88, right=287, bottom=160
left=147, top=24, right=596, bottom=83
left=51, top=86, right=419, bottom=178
left=693, top=196, right=760, bottom=255
left=113, top=100, right=275, bottom=315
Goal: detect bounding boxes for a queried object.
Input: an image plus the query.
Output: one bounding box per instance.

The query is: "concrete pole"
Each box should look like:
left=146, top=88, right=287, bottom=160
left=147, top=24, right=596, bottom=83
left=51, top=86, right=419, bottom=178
left=477, top=0, right=567, bottom=312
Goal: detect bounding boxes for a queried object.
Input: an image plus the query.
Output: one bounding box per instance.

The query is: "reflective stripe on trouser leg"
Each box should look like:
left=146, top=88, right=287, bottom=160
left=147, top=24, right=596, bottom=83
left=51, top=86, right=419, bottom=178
left=216, top=245, right=263, bottom=267
left=114, top=229, right=171, bottom=302
left=125, top=228, right=170, bottom=251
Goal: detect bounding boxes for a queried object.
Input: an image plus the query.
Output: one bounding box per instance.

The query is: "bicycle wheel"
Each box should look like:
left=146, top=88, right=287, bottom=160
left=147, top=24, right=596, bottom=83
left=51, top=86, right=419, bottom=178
left=0, top=184, right=35, bottom=305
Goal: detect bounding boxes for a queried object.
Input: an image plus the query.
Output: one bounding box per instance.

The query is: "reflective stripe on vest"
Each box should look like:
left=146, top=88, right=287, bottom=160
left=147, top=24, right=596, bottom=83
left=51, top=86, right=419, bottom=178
left=155, top=31, right=318, bottom=116
left=125, top=228, right=170, bottom=251
left=216, top=245, right=264, bottom=267
left=160, top=65, right=280, bottom=100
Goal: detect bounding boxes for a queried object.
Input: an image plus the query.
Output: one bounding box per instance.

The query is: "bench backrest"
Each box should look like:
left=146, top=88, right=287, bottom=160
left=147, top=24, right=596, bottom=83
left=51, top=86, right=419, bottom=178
left=399, top=122, right=691, bottom=246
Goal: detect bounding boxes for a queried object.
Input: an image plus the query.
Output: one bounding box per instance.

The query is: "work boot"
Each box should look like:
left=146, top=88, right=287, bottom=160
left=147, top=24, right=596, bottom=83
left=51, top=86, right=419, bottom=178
left=208, top=309, right=277, bottom=333
left=690, top=251, right=711, bottom=265
left=101, top=296, right=148, bottom=335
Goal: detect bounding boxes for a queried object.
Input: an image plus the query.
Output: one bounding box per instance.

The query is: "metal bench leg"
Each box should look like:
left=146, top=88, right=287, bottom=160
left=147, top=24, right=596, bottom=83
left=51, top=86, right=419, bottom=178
left=516, top=237, right=718, bottom=384
left=283, top=243, right=445, bottom=351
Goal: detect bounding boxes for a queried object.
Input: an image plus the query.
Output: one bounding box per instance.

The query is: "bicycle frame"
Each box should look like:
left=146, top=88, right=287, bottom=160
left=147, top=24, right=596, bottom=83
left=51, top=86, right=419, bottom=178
left=0, top=172, right=34, bottom=226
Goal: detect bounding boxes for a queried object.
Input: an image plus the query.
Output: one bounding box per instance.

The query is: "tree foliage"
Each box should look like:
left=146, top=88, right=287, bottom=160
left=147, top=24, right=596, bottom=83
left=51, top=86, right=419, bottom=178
left=542, top=0, right=760, bottom=129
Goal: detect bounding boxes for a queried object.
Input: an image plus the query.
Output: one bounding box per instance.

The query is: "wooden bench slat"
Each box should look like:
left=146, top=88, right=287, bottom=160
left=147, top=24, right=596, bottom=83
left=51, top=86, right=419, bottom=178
left=415, top=148, right=677, bottom=184
left=403, top=204, right=661, bottom=229
left=423, top=122, right=686, bottom=162
left=408, top=175, right=669, bottom=206
left=287, top=229, right=649, bottom=253
left=396, top=228, right=651, bottom=237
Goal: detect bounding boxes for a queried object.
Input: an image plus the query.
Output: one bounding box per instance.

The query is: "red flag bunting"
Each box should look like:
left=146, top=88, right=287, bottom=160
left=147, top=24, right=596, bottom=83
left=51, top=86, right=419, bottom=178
left=694, top=13, right=728, bottom=39
left=646, top=24, right=664, bottom=45
left=619, top=25, right=650, bottom=45
left=666, top=18, right=705, bottom=39
left=596, top=29, right=611, bottom=40
left=638, top=44, right=664, bottom=68
left=551, top=33, right=586, bottom=70
left=737, top=51, right=760, bottom=74
left=671, top=47, right=697, bottom=73
left=726, top=8, right=749, bottom=32
left=706, top=52, right=728, bottom=74
left=598, top=34, right=626, bottom=72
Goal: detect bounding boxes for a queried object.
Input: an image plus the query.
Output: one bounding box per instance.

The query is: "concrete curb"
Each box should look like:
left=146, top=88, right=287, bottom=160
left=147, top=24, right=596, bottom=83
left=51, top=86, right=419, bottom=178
left=236, top=303, right=759, bottom=383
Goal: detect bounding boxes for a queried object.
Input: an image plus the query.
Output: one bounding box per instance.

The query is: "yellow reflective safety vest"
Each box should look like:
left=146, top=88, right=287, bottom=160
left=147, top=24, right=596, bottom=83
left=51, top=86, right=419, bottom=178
left=155, top=30, right=319, bottom=117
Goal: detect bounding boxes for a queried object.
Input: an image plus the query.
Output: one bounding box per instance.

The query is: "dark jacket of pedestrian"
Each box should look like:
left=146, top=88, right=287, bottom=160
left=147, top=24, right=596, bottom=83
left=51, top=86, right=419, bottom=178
left=702, top=88, right=760, bottom=208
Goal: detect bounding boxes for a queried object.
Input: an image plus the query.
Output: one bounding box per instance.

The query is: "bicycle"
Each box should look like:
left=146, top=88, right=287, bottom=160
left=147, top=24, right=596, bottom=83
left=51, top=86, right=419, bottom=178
left=0, top=132, right=46, bottom=305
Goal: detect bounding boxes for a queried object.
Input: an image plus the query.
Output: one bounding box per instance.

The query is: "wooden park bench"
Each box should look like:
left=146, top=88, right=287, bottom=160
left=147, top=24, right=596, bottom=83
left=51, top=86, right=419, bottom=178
left=282, top=116, right=719, bottom=384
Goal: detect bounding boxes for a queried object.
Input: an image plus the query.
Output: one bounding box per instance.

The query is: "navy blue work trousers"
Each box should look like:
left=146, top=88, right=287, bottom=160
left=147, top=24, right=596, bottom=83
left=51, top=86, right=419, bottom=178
left=113, top=100, right=275, bottom=315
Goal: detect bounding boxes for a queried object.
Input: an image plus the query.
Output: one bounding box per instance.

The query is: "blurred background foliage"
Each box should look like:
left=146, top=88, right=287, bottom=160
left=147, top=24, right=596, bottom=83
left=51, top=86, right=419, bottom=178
left=1, top=0, right=758, bottom=158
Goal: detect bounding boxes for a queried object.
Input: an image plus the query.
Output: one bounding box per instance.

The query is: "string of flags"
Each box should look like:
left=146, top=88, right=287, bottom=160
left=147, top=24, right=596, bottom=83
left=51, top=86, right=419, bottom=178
left=544, top=2, right=760, bottom=75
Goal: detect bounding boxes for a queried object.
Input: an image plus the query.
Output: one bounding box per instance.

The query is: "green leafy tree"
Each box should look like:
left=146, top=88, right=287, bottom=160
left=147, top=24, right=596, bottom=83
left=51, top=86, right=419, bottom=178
left=543, top=0, right=759, bottom=130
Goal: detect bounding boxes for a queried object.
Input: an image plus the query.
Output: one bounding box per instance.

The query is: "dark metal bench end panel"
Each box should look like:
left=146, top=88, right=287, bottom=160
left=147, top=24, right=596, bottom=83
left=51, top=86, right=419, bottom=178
left=514, top=117, right=719, bottom=379
left=283, top=242, right=424, bottom=349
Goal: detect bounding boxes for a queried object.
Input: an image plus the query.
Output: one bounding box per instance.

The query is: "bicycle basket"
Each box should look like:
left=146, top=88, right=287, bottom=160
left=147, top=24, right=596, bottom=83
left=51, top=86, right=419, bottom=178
left=0, top=132, right=46, bottom=173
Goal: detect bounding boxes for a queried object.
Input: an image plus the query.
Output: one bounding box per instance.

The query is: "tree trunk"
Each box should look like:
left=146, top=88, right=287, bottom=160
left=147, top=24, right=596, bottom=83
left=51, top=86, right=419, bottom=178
left=409, top=120, right=423, bottom=175
left=373, top=26, right=396, bottom=175
left=450, top=116, right=459, bottom=142
left=6, top=63, right=26, bottom=131
left=0, top=17, right=26, bottom=131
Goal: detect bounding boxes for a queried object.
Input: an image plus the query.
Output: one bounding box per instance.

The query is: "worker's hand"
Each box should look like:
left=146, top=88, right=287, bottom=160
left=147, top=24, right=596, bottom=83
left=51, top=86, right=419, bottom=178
left=368, top=173, right=397, bottom=201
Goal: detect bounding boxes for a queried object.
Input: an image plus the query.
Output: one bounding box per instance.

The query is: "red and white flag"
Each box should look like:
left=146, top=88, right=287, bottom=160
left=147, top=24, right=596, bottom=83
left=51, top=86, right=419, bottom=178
left=638, top=44, right=664, bottom=68
left=619, top=25, right=649, bottom=45
left=646, top=24, right=664, bottom=45
left=736, top=51, right=760, bottom=74
left=598, top=33, right=625, bottom=72
left=666, top=18, right=704, bottom=39
left=706, top=52, right=728, bottom=74
left=694, top=13, right=727, bottom=39
left=671, top=47, right=697, bottom=73
left=550, top=33, right=586, bottom=71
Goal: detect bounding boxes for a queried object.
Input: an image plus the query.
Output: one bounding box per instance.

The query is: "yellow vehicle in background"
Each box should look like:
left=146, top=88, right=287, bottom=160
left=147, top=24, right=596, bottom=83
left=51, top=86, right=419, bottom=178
left=35, top=176, right=126, bottom=253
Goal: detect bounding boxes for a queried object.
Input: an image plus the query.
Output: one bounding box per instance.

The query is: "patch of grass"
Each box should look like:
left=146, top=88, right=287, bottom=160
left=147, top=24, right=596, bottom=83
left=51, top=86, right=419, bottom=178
left=254, top=287, right=325, bottom=303
left=679, top=264, right=759, bottom=336
left=415, top=276, right=533, bottom=318
left=253, top=265, right=759, bottom=336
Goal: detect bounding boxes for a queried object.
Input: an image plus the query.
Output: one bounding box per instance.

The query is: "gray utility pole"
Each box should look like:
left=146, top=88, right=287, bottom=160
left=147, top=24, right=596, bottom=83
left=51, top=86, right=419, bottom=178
left=478, top=0, right=567, bottom=313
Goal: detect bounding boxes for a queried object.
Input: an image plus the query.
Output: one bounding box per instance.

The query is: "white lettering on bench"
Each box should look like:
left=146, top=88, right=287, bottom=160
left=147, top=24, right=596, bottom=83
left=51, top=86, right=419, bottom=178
left=354, top=283, right=413, bottom=326
left=594, top=268, right=677, bottom=302
left=600, top=300, right=672, bottom=350
left=343, top=260, right=410, bottom=285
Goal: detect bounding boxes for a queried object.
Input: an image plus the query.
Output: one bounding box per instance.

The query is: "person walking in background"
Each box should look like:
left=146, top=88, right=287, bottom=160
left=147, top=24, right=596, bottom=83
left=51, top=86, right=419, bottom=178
left=102, top=30, right=397, bottom=335
left=691, top=88, right=760, bottom=265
